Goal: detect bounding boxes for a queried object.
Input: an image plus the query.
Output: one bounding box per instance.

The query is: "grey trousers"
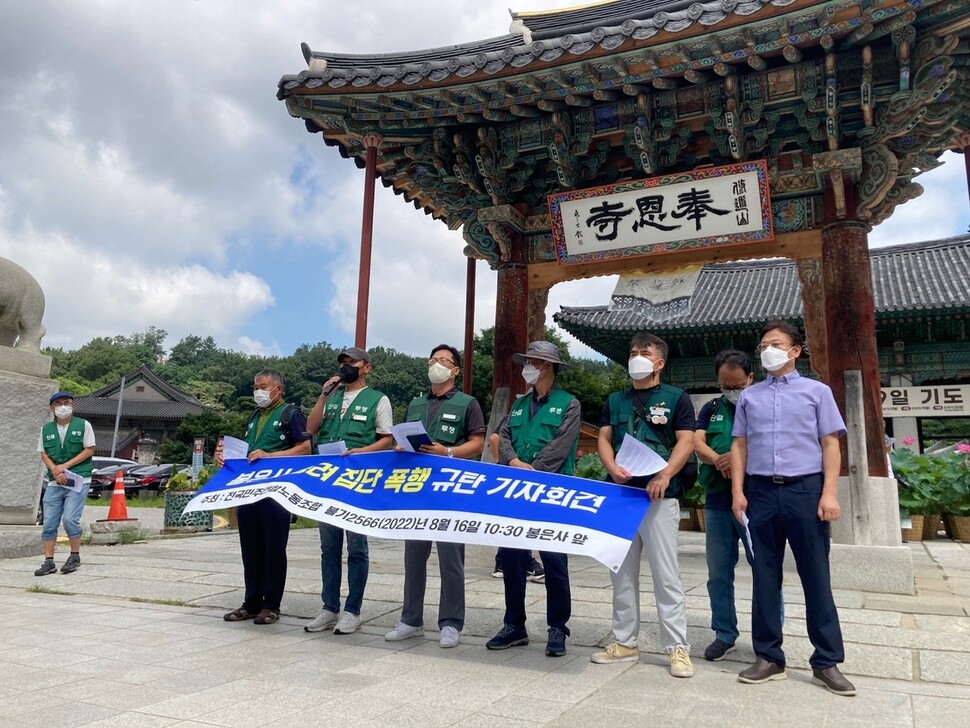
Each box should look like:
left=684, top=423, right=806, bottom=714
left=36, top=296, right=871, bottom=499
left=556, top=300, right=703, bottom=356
left=400, top=540, right=465, bottom=630
left=610, top=497, right=690, bottom=650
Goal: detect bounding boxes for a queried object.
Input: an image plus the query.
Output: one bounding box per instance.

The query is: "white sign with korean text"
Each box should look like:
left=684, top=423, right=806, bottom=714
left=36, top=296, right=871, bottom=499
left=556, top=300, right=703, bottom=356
left=548, top=160, right=772, bottom=265
left=881, top=385, right=970, bottom=417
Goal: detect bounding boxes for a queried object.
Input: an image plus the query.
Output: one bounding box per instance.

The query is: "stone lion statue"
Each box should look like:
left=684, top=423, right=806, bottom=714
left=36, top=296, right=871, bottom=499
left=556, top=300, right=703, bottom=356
left=0, top=257, right=46, bottom=353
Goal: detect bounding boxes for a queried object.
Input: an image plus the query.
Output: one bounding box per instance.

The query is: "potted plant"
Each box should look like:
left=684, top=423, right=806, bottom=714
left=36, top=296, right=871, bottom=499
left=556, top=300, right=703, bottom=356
left=936, top=444, right=970, bottom=541
left=162, top=465, right=215, bottom=533
left=891, top=447, right=942, bottom=540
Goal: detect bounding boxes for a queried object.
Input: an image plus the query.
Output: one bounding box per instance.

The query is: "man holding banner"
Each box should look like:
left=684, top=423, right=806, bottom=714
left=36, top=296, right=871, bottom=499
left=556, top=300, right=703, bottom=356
left=384, top=344, right=485, bottom=648
left=304, top=347, right=393, bottom=636
left=223, top=370, right=311, bottom=625
left=593, top=333, right=696, bottom=678
left=487, top=340, right=581, bottom=658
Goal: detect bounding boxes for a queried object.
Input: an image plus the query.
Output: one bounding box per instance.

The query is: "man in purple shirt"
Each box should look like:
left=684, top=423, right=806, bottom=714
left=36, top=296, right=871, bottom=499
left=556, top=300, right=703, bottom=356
left=730, top=320, right=856, bottom=697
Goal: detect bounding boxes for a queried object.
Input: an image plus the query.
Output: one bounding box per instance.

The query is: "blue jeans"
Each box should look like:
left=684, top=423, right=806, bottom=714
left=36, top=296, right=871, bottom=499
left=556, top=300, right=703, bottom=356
left=705, top=507, right=754, bottom=645
left=41, top=481, right=89, bottom=541
left=319, top=523, right=368, bottom=615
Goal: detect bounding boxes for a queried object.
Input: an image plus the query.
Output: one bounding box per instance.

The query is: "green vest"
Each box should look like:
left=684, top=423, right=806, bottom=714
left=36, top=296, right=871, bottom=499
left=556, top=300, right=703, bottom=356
left=318, top=387, right=385, bottom=449
left=605, top=383, right=686, bottom=497
left=698, top=396, right=735, bottom=495
left=407, top=391, right=474, bottom=447
left=42, top=417, right=93, bottom=478
left=508, top=387, right=577, bottom=476
left=245, top=401, right=293, bottom=454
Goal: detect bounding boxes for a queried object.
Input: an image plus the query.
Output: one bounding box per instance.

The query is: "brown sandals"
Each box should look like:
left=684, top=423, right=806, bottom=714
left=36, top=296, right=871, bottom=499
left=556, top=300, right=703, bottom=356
left=223, top=607, right=257, bottom=622
left=254, top=609, right=280, bottom=625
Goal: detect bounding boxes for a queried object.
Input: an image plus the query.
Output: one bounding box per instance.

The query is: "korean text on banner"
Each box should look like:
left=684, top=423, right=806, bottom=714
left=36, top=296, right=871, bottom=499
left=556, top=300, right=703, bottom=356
left=183, top=451, right=651, bottom=572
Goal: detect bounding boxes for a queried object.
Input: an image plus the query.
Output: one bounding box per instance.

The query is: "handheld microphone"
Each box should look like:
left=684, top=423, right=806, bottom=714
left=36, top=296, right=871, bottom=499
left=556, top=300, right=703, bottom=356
left=322, top=379, right=343, bottom=397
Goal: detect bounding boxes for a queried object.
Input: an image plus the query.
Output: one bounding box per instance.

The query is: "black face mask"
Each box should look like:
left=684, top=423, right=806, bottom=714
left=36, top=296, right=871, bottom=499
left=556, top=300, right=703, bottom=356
left=339, top=363, right=361, bottom=383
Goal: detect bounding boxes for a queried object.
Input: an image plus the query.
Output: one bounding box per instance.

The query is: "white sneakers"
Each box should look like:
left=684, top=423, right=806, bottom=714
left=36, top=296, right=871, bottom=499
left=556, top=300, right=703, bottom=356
left=305, top=609, right=360, bottom=635
left=439, top=626, right=461, bottom=648
left=591, top=642, right=640, bottom=664
left=385, top=622, right=425, bottom=641
left=334, top=611, right=362, bottom=635
left=304, top=608, right=339, bottom=633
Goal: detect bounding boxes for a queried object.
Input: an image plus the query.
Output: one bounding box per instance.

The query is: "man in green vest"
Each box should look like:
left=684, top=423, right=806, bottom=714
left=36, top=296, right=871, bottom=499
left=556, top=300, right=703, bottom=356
left=222, top=369, right=311, bottom=625
left=35, top=392, right=96, bottom=576
left=384, top=344, right=485, bottom=648
left=592, top=333, right=696, bottom=678
left=304, top=346, right=393, bottom=636
left=486, top=340, right=580, bottom=658
left=694, top=349, right=757, bottom=661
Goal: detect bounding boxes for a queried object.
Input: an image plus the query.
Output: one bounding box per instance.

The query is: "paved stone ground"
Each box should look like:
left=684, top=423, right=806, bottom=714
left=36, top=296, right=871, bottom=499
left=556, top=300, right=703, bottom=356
left=1, top=515, right=968, bottom=727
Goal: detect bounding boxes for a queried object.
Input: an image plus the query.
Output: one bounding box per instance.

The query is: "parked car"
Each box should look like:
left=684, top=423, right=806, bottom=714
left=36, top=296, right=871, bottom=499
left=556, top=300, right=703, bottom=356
left=89, top=463, right=145, bottom=497
left=127, top=463, right=192, bottom=494
left=91, top=456, right=137, bottom=472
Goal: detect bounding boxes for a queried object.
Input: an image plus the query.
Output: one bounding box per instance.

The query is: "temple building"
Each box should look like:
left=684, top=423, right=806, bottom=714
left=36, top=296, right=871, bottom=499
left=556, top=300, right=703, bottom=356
left=277, top=0, right=970, bottom=592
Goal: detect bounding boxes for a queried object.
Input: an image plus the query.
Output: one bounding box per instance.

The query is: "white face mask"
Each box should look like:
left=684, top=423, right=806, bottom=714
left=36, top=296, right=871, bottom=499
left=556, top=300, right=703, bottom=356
left=428, top=362, right=453, bottom=385
left=628, top=355, right=655, bottom=381
left=521, top=364, right=541, bottom=386
left=760, top=346, right=791, bottom=372
left=721, top=388, right=742, bottom=405
left=54, top=405, right=73, bottom=419
left=253, top=389, right=273, bottom=408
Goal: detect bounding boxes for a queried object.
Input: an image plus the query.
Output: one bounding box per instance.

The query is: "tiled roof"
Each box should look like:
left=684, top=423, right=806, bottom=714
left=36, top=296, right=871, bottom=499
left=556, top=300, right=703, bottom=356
left=555, top=234, right=970, bottom=334
left=75, top=399, right=205, bottom=421
left=281, top=0, right=810, bottom=94
left=73, top=364, right=205, bottom=422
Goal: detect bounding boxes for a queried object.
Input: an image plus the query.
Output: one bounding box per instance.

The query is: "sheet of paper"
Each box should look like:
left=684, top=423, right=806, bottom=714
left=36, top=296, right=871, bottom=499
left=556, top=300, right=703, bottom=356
left=391, top=421, right=433, bottom=452
left=222, top=436, right=250, bottom=461
left=741, top=512, right=755, bottom=559
left=614, top=433, right=668, bottom=477
left=318, top=441, right=348, bottom=456
left=61, top=469, right=85, bottom=491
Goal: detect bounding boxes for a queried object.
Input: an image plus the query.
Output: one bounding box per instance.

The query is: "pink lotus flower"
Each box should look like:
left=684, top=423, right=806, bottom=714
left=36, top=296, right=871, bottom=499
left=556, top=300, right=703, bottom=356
left=902, top=437, right=914, bottom=446
left=956, top=443, right=970, bottom=455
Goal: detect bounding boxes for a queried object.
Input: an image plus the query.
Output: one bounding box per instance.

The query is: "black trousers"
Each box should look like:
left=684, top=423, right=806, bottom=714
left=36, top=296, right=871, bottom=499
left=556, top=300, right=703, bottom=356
left=237, top=499, right=291, bottom=612
left=747, top=473, right=844, bottom=668
left=501, top=548, right=570, bottom=633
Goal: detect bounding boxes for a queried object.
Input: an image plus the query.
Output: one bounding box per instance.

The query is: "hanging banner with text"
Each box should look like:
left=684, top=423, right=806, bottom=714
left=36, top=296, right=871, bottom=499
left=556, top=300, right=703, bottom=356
left=548, top=159, right=773, bottom=265
left=881, top=384, right=970, bottom=417
left=183, top=451, right=651, bottom=572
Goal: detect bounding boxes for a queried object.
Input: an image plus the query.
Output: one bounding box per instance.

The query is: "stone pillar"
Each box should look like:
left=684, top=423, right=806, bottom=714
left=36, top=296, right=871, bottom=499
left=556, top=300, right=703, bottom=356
left=0, top=348, right=58, bottom=556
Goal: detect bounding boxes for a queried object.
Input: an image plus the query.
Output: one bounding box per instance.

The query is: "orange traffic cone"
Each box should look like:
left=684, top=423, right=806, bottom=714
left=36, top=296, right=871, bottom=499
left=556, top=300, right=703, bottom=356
left=105, top=469, right=131, bottom=521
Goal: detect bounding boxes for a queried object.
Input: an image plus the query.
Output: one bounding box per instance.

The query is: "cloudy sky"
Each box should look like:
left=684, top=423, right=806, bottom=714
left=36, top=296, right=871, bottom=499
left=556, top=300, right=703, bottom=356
left=1, top=1, right=967, bottom=359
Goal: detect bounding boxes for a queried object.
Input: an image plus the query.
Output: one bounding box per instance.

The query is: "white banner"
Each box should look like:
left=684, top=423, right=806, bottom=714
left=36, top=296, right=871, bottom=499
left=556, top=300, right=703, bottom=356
left=882, top=385, right=970, bottom=417
left=610, top=264, right=703, bottom=322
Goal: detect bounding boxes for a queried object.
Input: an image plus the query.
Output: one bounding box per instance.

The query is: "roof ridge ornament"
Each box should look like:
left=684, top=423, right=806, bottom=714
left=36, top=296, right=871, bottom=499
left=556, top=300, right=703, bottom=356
left=509, top=18, right=533, bottom=45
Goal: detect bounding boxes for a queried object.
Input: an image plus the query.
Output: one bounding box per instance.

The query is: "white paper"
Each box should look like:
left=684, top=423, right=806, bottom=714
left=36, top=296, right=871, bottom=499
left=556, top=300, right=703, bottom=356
left=60, top=470, right=85, bottom=492
left=318, top=441, right=348, bottom=456
left=222, top=436, right=250, bottom=461
left=391, top=421, right=433, bottom=452
left=741, top=512, right=755, bottom=559
left=614, top=433, right=668, bottom=476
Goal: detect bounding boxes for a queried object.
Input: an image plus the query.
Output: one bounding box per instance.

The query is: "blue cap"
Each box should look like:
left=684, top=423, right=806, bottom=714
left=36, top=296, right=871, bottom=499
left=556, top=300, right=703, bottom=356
left=49, top=392, right=74, bottom=404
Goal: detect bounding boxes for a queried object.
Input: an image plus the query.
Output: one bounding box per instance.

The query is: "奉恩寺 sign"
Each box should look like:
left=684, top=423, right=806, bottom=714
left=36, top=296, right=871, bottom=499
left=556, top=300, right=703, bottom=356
left=881, top=385, right=970, bottom=417
left=548, top=160, right=773, bottom=265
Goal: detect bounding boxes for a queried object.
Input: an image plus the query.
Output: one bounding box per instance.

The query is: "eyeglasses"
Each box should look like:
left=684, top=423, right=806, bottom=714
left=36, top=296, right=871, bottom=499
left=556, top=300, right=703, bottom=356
left=754, top=342, right=794, bottom=354
left=428, top=357, right=456, bottom=367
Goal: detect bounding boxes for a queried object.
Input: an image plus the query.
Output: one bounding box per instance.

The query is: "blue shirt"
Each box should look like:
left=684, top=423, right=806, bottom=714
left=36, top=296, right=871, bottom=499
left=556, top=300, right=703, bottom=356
left=732, top=370, right=846, bottom=477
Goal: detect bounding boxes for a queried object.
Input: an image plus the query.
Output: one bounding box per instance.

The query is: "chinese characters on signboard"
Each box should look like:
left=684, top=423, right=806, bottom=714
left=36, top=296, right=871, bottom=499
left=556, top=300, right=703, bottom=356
left=880, top=385, right=970, bottom=417
left=548, top=160, right=773, bottom=265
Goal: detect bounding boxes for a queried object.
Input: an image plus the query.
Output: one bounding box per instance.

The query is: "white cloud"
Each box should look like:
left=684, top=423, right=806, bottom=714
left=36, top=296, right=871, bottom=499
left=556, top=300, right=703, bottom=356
left=237, top=336, right=282, bottom=357
left=0, top=219, right=273, bottom=351
left=0, top=0, right=966, bottom=362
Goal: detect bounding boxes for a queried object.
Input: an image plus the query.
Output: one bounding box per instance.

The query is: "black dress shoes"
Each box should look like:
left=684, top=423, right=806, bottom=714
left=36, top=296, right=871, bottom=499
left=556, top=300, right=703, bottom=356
left=812, top=666, right=857, bottom=696
left=737, top=657, right=787, bottom=683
